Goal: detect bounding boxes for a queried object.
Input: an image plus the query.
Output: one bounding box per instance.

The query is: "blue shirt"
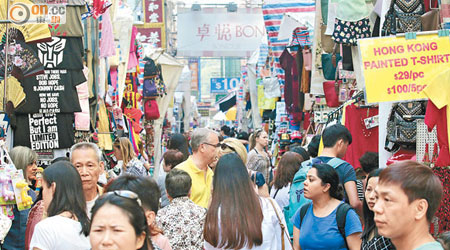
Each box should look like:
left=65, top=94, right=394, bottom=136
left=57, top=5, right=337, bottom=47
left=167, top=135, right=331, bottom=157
left=316, top=156, right=356, bottom=185
left=292, top=202, right=362, bottom=250
left=414, top=241, right=444, bottom=250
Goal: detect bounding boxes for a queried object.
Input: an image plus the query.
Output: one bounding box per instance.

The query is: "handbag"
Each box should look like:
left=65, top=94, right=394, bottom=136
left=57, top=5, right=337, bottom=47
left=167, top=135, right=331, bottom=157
left=386, top=101, right=426, bottom=149
left=144, top=99, right=160, bottom=120
left=321, top=52, right=341, bottom=80
left=143, top=77, right=159, bottom=98
left=268, top=198, right=293, bottom=250
left=382, top=0, right=425, bottom=35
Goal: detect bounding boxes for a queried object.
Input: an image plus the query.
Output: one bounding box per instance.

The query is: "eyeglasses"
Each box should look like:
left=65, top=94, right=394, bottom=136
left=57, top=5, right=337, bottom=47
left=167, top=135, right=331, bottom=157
left=107, top=190, right=142, bottom=207
left=221, top=143, right=236, bottom=152
left=203, top=142, right=221, bottom=148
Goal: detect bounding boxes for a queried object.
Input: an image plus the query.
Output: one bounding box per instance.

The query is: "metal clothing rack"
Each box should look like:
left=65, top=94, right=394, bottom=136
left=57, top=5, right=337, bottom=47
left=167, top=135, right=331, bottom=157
left=326, top=91, right=365, bottom=120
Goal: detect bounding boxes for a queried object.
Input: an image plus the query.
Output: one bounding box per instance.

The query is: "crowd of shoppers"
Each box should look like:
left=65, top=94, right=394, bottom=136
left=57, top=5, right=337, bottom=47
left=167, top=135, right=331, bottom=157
left=1, top=125, right=448, bottom=250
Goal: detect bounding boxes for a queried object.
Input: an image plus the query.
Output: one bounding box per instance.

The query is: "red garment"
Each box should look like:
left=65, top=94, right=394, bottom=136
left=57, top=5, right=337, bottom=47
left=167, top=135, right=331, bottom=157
left=280, top=49, right=301, bottom=116
left=343, top=104, right=379, bottom=169
left=25, top=200, right=45, bottom=250
left=424, top=100, right=450, bottom=167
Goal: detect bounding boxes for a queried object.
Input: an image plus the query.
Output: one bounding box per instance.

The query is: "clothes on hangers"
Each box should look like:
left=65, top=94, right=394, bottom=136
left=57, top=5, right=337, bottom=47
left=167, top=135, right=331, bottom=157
left=280, top=49, right=302, bottom=119
left=425, top=72, right=450, bottom=158
left=343, top=104, right=379, bottom=169
left=425, top=100, right=450, bottom=167
left=331, top=0, right=371, bottom=22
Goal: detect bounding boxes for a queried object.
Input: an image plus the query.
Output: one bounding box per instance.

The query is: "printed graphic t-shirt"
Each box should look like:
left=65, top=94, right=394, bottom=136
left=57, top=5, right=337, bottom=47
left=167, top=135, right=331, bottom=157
left=12, top=113, right=75, bottom=150
left=16, top=69, right=84, bottom=114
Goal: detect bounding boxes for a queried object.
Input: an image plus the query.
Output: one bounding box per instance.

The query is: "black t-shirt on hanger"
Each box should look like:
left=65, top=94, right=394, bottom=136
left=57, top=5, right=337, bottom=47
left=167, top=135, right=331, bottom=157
left=12, top=113, right=75, bottom=150
left=28, top=37, right=84, bottom=70
left=15, top=69, right=85, bottom=114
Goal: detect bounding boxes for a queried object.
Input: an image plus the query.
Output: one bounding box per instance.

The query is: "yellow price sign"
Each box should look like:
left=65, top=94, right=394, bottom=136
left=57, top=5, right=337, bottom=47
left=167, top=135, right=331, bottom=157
left=358, top=34, right=450, bottom=103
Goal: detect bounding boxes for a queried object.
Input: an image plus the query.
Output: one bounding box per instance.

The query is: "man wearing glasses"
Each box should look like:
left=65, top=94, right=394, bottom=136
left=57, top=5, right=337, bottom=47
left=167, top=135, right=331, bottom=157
left=176, top=128, right=219, bottom=208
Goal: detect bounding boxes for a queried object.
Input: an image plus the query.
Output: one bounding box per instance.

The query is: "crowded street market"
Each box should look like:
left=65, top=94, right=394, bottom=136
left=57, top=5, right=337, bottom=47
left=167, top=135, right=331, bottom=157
left=0, top=0, right=450, bottom=249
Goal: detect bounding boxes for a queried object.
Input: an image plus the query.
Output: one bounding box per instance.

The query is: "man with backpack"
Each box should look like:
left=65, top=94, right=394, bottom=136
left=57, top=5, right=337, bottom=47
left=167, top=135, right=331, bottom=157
left=315, top=124, right=362, bottom=215
left=285, top=124, right=362, bottom=237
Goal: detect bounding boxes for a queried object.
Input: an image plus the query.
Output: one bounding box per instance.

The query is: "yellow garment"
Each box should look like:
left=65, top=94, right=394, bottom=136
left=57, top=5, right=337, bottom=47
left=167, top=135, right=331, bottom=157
left=257, top=85, right=277, bottom=110
left=97, top=101, right=113, bottom=150
left=424, top=72, right=450, bottom=155
left=176, top=156, right=213, bottom=208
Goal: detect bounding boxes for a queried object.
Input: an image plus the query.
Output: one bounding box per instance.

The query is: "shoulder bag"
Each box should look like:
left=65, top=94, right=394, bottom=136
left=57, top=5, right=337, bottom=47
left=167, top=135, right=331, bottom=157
left=268, top=198, right=293, bottom=250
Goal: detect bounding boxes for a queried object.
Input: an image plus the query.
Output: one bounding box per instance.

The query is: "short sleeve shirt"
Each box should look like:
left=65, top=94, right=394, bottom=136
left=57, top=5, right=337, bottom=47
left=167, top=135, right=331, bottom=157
left=176, top=157, right=213, bottom=208
left=413, top=241, right=444, bottom=250
left=315, top=156, right=357, bottom=185
left=29, top=215, right=90, bottom=250
left=292, top=202, right=362, bottom=250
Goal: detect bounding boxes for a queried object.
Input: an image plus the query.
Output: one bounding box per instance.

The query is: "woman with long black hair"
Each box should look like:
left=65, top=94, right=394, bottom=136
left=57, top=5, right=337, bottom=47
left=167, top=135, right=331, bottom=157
left=204, top=153, right=291, bottom=250
left=361, top=169, right=395, bottom=250
left=29, top=161, right=90, bottom=250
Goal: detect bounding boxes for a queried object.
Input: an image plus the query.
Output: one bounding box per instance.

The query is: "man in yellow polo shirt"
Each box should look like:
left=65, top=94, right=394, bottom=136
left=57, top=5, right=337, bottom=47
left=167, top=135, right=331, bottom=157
left=176, top=128, right=219, bottom=208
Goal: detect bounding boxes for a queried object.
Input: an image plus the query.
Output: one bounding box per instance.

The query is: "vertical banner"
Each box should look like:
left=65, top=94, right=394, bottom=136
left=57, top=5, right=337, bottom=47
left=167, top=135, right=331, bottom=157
left=189, top=59, right=199, bottom=91
left=358, top=34, right=450, bottom=103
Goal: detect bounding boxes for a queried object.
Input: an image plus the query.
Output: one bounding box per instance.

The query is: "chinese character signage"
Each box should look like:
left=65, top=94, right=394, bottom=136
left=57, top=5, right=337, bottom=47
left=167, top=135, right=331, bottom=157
left=358, top=34, right=450, bottom=103
left=136, top=27, right=163, bottom=48
left=134, top=0, right=165, bottom=48
left=145, top=0, right=164, bottom=23
left=177, top=8, right=265, bottom=57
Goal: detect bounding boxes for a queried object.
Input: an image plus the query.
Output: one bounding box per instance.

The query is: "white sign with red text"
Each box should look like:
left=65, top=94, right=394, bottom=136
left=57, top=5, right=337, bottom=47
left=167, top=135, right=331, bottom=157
left=177, top=8, right=265, bottom=57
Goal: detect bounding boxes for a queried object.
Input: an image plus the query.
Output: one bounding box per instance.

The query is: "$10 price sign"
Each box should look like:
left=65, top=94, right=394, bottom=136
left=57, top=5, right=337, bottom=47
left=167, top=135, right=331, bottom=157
left=358, top=34, right=450, bottom=103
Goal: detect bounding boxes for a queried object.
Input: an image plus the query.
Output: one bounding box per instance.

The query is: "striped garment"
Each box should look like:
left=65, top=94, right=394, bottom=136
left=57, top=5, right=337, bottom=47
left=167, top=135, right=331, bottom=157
left=262, top=0, right=315, bottom=83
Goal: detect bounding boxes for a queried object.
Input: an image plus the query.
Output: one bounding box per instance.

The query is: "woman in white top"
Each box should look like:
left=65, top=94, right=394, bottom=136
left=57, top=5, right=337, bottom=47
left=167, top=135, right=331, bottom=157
left=270, top=152, right=303, bottom=209
left=204, top=153, right=291, bottom=250
left=30, top=161, right=91, bottom=250
left=247, top=129, right=272, bottom=185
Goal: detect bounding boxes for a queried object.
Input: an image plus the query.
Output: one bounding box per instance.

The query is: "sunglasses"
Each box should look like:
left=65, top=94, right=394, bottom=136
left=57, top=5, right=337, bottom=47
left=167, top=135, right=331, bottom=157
left=203, top=142, right=221, bottom=148
left=220, top=143, right=236, bottom=152
left=107, top=190, right=142, bottom=207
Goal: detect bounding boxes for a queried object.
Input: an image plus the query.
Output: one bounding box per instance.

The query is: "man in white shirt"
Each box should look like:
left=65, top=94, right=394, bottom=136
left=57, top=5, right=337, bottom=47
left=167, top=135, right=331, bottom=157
left=70, top=142, right=104, bottom=217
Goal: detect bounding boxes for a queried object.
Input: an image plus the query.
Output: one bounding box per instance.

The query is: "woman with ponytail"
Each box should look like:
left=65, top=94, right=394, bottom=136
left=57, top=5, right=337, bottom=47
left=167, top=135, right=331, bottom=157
left=247, top=129, right=272, bottom=187
left=292, top=163, right=362, bottom=250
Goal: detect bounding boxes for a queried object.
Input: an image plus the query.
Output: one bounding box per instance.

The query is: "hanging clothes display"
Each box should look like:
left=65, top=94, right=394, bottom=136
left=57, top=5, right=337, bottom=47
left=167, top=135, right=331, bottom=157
left=343, top=104, right=379, bottom=169
left=279, top=48, right=302, bottom=117
left=424, top=73, right=450, bottom=165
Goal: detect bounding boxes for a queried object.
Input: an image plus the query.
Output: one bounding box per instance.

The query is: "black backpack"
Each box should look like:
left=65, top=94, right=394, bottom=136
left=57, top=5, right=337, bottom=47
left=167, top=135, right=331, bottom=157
left=143, top=57, right=159, bottom=77
left=299, top=202, right=353, bottom=248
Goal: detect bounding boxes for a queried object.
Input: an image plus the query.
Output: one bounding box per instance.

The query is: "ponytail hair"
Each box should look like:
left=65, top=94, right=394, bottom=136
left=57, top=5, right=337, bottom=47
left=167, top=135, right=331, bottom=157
left=312, top=163, right=344, bottom=200
left=249, top=129, right=263, bottom=151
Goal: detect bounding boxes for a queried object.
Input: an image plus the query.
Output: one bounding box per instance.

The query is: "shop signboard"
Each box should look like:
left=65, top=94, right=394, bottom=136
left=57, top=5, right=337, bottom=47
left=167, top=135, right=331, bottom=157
left=177, top=8, right=265, bottom=57
left=210, top=77, right=240, bottom=93
left=358, top=33, right=450, bottom=103
left=136, top=26, right=163, bottom=48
